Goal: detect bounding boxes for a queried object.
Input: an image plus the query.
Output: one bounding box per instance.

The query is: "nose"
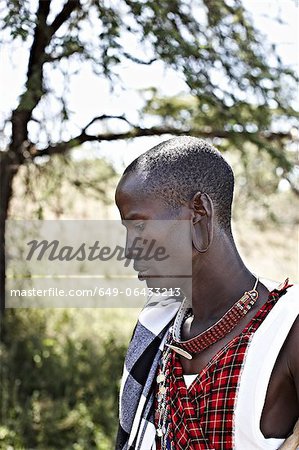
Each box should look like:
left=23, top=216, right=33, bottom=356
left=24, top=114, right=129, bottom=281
left=125, top=235, right=133, bottom=259
left=125, top=231, right=146, bottom=261
left=125, top=232, right=139, bottom=260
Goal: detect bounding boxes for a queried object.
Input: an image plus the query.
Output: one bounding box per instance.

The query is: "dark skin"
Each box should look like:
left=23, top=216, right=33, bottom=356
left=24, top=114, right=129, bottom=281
left=115, top=172, right=299, bottom=439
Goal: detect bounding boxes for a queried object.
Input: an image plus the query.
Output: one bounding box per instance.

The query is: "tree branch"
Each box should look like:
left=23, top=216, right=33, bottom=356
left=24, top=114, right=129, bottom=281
left=122, top=52, right=157, bottom=65
left=45, top=46, right=83, bottom=62
left=50, top=0, right=81, bottom=35
left=32, top=126, right=294, bottom=159
left=82, top=115, right=135, bottom=132
left=283, top=173, right=299, bottom=197
left=26, top=0, right=51, bottom=80
left=10, top=0, right=81, bottom=157
left=10, top=0, right=52, bottom=156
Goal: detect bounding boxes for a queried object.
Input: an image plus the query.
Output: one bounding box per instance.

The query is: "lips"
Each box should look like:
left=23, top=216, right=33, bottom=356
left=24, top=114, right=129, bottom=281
left=135, top=267, right=150, bottom=281
left=138, top=272, right=147, bottom=281
left=133, top=264, right=149, bottom=272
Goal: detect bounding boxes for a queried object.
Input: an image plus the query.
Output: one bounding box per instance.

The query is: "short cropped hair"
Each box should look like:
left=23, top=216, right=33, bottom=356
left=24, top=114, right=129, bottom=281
left=123, top=136, right=234, bottom=233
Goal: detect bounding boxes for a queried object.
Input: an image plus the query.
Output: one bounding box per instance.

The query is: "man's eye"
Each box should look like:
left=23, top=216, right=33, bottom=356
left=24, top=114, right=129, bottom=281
left=135, top=223, right=145, bottom=231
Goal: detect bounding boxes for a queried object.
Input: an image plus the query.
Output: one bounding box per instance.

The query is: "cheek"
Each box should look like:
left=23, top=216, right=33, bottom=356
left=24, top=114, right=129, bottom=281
left=165, top=224, right=192, bottom=255
left=150, top=235, right=192, bottom=277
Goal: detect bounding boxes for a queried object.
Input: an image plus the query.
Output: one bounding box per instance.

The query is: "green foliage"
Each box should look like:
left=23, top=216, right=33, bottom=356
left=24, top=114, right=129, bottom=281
left=142, top=92, right=298, bottom=187
left=1, top=0, right=32, bottom=40
left=143, top=92, right=298, bottom=134
left=1, top=0, right=297, bottom=137
left=14, top=155, right=117, bottom=219
left=228, top=145, right=299, bottom=226
left=0, top=309, right=130, bottom=449
left=1, top=0, right=298, bottom=203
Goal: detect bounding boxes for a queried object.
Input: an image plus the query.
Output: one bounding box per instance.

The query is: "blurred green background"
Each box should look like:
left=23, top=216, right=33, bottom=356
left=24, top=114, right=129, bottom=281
left=1, top=0, right=298, bottom=449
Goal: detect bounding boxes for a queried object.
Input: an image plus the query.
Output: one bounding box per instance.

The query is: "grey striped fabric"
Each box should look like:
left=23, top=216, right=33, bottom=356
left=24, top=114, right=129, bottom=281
left=115, top=295, right=182, bottom=450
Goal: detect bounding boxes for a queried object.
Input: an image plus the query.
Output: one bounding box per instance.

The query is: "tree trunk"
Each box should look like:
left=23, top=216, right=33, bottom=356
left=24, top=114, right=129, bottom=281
left=0, top=152, right=19, bottom=314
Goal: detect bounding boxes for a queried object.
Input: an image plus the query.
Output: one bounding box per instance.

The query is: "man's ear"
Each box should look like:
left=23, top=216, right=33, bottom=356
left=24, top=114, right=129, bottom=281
left=191, top=192, right=213, bottom=220
left=190, top=192, right=214, bottom=253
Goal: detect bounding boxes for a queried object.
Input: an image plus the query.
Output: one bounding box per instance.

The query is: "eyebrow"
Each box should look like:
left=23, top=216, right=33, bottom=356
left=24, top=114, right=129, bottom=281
left=123, top=213, right=148, bottom=221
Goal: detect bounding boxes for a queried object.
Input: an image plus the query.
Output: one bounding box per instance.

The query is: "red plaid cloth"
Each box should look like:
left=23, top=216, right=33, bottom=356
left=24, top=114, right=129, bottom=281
left=155, top=280, right=292, bottom=450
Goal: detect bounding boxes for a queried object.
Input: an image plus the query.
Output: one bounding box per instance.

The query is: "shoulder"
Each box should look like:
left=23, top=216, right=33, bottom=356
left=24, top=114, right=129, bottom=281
left=264, top=282, right=299, bottom=381
left=284, top=314, right=299, bottom=380
left=277, top=283, right=299, bottom=374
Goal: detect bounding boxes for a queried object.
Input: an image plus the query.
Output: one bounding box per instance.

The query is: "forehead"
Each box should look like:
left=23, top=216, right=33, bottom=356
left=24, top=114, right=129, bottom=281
left=115, top=173, right=166, bottom=219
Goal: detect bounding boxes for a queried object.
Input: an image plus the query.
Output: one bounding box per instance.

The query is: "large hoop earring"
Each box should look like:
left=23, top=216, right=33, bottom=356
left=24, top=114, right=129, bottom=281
left=191, top=219, right=211, bottom=253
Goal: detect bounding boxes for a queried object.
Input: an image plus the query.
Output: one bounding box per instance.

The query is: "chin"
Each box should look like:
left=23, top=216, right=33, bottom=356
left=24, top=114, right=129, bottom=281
left=145, top=276, right=179, bottom=290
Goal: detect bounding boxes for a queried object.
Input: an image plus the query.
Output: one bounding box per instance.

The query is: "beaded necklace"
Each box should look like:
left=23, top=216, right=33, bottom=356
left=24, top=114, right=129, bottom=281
left=167, top=277, right=259, bottom=359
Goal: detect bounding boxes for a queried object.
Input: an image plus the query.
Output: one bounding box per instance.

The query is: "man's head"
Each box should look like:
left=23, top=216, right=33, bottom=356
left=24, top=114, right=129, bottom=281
left=115, top=136, right=235, bottom=289
left=120, top=136, right=234, bottom=234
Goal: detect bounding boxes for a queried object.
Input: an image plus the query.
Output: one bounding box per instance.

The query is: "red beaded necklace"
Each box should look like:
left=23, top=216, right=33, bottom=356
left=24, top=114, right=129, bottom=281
left=167, top=278, right=259, bottom=359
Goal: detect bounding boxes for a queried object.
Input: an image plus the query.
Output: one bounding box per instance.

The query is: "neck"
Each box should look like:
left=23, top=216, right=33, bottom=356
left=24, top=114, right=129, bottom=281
left=182, top=232, right=257, bottom=322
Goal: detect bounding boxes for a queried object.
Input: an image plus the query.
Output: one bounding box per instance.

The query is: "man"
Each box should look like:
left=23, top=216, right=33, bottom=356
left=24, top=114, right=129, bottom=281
left=114, top=136, right=299, bottom=450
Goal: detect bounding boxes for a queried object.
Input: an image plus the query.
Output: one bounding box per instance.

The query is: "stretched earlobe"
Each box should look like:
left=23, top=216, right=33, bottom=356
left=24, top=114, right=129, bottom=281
left=191, top=218, right=212, bottom=253
left=190, top=193, right=214, bottom=253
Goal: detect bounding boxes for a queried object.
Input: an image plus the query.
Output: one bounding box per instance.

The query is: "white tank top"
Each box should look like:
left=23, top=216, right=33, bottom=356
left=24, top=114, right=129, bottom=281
left=234, top=279, right=299, bottom=449
left=183, top=373, right=197, bottom=389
